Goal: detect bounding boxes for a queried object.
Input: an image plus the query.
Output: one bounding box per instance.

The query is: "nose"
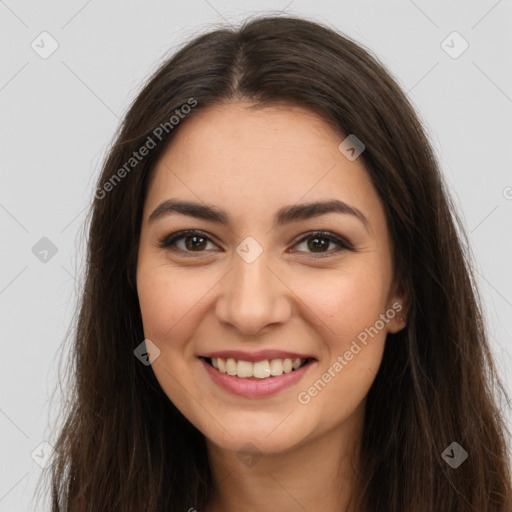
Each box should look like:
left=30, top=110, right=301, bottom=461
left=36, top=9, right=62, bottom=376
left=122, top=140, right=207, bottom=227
left=214, top=248, right=292, bottom=336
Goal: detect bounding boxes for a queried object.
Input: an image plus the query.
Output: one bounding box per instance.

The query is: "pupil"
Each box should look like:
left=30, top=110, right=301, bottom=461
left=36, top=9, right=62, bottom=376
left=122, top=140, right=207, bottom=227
left=308, top=237, right=327, bottom=252
left=186, top=236, right=206, bottom=251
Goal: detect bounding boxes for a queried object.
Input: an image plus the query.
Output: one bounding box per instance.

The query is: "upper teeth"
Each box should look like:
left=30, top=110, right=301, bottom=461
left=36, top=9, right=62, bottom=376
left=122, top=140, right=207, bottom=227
left=210, top=357, right=306, bottom=379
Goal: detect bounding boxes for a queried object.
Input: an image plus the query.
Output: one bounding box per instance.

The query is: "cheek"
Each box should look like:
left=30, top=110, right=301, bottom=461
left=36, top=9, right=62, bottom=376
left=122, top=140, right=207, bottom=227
left=294, top=261, right=391, bottom=341
left=291, top=260, right=390, bottom=401
left=136, top=265, right=207, bottom=344
left=136, top=265, right=208, bottom=412
left=294, top=274, right=389, bottom=419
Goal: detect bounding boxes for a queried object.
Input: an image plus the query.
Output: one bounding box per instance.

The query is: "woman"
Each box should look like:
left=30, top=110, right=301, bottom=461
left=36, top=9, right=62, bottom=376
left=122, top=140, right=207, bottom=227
left=41, top=14, right=512, bottom=512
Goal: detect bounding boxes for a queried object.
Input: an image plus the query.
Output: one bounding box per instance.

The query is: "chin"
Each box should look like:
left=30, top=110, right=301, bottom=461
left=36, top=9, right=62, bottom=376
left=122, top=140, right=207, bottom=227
left=195, top=406, right=325, bottom=457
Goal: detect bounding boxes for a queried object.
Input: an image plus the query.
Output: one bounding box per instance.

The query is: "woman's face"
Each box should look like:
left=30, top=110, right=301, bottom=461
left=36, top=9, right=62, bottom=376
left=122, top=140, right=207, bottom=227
left=136, top=101, right=405, bottom=455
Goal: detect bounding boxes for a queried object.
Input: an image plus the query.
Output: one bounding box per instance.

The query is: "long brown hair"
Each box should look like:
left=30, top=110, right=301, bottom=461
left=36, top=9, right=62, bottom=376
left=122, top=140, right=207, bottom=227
left=39, top=14, right=512, bottom=511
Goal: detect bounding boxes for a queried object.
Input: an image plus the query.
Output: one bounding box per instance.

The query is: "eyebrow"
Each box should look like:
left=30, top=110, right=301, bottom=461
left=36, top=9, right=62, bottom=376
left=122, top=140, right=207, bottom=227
left=148, top=198, right=370, bottom=232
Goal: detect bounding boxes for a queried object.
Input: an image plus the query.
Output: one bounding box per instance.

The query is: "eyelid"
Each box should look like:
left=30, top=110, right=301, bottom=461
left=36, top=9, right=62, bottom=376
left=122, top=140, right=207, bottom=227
left=158, top=229, right=219, bottom=252
left=290, top=230, right=354, bottom=254
left=158, top=229, right=354, bottom=256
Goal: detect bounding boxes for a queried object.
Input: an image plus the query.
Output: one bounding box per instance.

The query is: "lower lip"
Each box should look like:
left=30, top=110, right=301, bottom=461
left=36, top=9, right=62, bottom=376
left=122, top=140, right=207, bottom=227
left=200, top=358, right=314, bottom=398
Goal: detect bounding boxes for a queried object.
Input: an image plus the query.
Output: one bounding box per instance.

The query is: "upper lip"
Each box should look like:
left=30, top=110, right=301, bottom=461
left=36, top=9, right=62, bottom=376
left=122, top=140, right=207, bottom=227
left=199, top=350, right=316, bottom=362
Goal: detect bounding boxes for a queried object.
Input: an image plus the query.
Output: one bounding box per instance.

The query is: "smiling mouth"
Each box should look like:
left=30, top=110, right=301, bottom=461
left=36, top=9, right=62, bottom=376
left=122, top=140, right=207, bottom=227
left=202, top=356, right=313, bottom=380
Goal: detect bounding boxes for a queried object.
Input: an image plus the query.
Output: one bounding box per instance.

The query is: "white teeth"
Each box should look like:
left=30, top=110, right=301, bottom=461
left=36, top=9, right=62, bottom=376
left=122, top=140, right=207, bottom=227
left=269, top=359, right=283, bottom=376
left=253, top=360, right=271, bottom=379
left=226, top=358, right=237, bottom=376
left=237, top=360, right=253, bottom=378
left=209, top=357, right=308, bottom=379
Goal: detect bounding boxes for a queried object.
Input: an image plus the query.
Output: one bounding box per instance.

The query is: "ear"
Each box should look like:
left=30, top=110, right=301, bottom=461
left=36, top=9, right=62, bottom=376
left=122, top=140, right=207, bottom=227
left=385, top=277, right=409, bottom=334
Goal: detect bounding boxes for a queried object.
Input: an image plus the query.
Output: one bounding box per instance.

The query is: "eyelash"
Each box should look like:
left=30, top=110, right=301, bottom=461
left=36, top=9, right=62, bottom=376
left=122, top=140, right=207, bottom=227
left=158, top=229, right=354, bottom=258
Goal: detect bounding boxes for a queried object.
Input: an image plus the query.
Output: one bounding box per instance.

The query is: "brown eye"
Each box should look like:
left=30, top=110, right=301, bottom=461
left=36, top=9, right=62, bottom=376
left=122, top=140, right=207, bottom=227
left=159, top=230, right=217, bottom=254
left=306, top=236, right=330, bottom=252
left=182, top=234, right=208, bottom=251
left=159, top=229, right=354, bottom=258
left=291, top=231, right=354, bottom=257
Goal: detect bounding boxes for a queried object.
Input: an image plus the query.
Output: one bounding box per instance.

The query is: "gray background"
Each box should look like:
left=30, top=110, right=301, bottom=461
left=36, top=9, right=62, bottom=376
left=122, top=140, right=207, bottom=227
left=1, top=0, right=511, bottom=510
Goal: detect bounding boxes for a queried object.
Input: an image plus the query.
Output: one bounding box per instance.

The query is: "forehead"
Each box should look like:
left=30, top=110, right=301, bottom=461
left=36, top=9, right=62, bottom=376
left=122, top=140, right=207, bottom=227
left=144, top=101, right=384, bottom=230
left=159, top=101, right=344, bottom=173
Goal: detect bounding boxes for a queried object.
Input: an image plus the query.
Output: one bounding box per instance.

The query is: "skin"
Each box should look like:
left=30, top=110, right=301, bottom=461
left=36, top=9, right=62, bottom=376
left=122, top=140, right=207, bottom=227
left=136, top=100, right=407, bottom=512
